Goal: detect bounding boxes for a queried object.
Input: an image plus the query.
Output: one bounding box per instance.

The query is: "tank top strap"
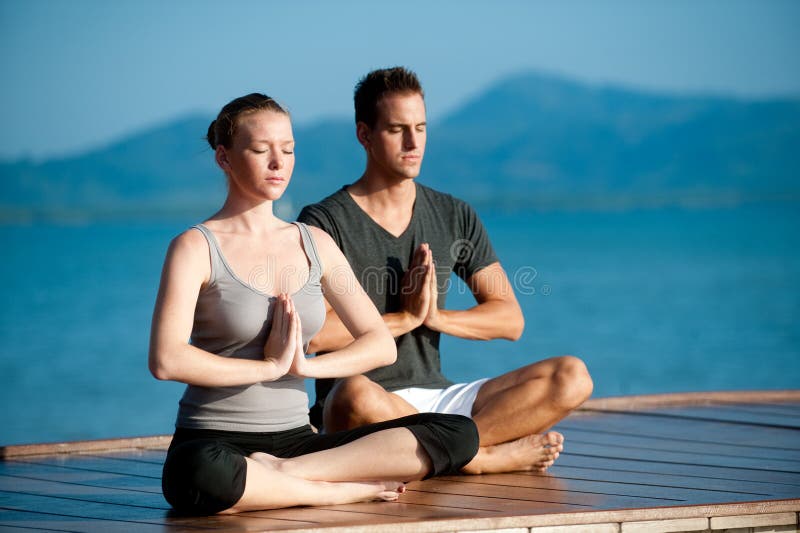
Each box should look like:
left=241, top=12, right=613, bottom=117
left=191, top=224, right=223, bottom=285
left=293, top=222, right=323, bottom=281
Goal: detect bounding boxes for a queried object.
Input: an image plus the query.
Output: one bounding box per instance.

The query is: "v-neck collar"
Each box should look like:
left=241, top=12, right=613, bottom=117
left=341, top=183, right=419, bottom=240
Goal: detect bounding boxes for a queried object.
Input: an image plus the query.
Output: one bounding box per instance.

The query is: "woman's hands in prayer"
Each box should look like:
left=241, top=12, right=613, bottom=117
left=263, top=294, right=301, bottom=378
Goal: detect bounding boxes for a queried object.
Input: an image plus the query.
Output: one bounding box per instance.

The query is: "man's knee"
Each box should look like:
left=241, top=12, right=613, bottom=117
left=552, top=355, right=593, bottom=409
left=325, top=375, right=388, bottom=421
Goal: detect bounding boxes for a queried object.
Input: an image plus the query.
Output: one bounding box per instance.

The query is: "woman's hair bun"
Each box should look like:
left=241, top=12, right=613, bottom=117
left=206, top=119, right=218, bottom=149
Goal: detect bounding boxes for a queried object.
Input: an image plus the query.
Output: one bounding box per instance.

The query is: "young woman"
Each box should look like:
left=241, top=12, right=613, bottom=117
left=148, top=93, right=479, bottom=515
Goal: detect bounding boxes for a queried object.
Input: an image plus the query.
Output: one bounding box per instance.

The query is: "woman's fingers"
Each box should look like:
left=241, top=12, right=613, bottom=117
left=287, top=298, right=298, bottom=351
left=282, top=294, right=293, bottom=342
left=272, top=295, right=285, bottom=338
left=295, top=307, right=304, bottom=353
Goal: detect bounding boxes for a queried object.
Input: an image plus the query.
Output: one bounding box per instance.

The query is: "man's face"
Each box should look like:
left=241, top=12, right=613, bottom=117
left=362, top=92, right=427, bottom=181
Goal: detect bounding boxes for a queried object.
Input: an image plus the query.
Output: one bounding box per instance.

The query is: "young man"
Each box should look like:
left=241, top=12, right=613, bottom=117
left=298, top=67, right=593, bottom=473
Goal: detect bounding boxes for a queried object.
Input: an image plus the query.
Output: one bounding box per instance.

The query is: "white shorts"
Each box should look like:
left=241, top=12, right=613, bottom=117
left=392, top=378, right=490, bottom=418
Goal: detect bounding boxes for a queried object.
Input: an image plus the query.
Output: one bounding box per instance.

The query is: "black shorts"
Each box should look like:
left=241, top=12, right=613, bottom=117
left=162, top=412, right=479, bottom=515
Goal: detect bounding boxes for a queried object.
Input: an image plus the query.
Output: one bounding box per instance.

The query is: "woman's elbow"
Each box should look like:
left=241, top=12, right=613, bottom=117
left=149, top=348, right=174, bottom=381
left=371, top=328, right=397, bottom=367
left=382, top=339, right=398, bottom=366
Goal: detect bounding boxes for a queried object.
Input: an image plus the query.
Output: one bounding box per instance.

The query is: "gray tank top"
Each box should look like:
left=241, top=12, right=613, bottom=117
left=175, top=222, right=325, bottom=432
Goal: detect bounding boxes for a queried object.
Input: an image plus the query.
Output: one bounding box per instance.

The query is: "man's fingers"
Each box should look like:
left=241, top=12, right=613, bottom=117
left=412, top=242, right=427, bottom=268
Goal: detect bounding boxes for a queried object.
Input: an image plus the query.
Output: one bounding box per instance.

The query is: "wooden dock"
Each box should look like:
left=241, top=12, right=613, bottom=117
left=1, top=391, right=799, bottom=532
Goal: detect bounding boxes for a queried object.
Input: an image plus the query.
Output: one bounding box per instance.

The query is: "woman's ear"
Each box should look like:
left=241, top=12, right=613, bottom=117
left=215, top=145, right=230, bottom=171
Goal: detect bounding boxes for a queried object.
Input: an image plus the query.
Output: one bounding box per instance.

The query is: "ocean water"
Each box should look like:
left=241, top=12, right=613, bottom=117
left=1, top=204, right=798, bottom=446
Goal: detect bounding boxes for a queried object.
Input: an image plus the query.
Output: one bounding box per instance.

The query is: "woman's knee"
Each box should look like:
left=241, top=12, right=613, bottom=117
left=162, top=439, right=246, bottom=515
left=414, top=413, right=479, bottom=475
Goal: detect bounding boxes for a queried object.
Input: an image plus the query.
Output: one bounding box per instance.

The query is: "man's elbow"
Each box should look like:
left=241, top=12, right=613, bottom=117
left=505, top=310, right=525, bottom=341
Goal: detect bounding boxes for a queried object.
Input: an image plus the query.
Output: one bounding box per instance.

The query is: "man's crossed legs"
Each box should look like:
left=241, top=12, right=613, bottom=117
left=324, top=355, right=593, bottom=474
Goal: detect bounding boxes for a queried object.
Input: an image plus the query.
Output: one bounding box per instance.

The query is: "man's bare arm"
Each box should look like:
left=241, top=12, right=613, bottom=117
left=424, top=262, right=524, bottom=341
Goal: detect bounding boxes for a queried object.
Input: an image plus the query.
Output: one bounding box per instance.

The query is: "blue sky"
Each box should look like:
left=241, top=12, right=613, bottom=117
left=1, top=0, right=798, bottom=160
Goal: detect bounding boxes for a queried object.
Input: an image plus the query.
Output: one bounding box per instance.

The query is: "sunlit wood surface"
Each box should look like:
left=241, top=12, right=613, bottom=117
left=2, top=392, right=799, bottom=532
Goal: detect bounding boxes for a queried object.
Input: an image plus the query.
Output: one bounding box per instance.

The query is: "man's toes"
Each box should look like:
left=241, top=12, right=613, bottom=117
left=547, top=431, right=564, bottom=446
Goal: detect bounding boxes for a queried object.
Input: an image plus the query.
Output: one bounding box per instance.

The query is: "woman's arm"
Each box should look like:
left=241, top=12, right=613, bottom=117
left=148, top=229, right=296, bottom=386
left=307, top=244, right=432, bottom=353
left=291, top=227, right=396, bottom=379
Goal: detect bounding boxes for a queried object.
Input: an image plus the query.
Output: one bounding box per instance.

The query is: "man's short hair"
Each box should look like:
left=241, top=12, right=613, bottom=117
left=354, top=67, right=424, bottom=128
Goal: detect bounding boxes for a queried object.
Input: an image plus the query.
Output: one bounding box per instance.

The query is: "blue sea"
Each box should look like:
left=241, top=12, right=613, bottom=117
left=1, top=204, right=798, bottom=446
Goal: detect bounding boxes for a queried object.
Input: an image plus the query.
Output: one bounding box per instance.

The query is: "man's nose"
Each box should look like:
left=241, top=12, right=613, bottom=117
left=404, top=130, right=419, bottom=150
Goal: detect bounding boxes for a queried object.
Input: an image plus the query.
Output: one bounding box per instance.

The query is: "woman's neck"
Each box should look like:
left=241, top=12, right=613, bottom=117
left=210, top=194, right=284, bottom=234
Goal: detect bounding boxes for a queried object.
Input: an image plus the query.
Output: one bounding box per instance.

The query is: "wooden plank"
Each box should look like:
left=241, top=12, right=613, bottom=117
left=555, top=424, right=800, bottom=461
left=579, top=407, right=800, bottom=431
left=0, top=435, right=172, bottom=459
left=644, top=405, right=800, bottom=429
left=399, top=487, right=586, bottom=513
left=241, top=505, right=438, bottom=526
left=544, top=464, right=800, bottom=498
left=0, top=492, right=314, bottom=530
left=580, top=391, right=800, bottom=411
left=0, top=475, right=168, bottom=509
left=0, top=462, right=161, bottom=493
left=699, top=403, right=800, bottom=418
left=0, top=508, right=189, bottom=533
left=80, top=450, right=167, bottom=466
left=434, top=472, right=786, bottom=504
left=8, top=456, right=162, bottom=479
left=564, top=440, right=800, bottom=473
left=407, top=478, right=685, bottom=511
left=254, top=499, right=500, bottom=525
left=556, top=452, right=800, bottom=486
left=558, top=413, right=800, bottom=450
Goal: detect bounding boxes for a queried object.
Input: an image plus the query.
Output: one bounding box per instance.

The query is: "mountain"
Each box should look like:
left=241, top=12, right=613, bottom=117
left=2, top=72, right=799, bottom=220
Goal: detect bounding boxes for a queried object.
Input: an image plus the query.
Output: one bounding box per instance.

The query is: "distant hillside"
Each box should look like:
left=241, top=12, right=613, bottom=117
left=2, top=72, right=799, bottom=220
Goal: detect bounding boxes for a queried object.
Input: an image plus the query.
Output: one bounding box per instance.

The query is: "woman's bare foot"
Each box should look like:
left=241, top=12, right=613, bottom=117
left=461, top=431, right=564, bottom=474
left=375, top=481, right=406, bottom=501
left=249, top=452, right=406, bottom=504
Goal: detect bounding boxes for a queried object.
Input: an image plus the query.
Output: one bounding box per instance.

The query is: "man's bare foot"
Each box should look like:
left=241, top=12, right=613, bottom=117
left=461, top=431, right=564, bottom=475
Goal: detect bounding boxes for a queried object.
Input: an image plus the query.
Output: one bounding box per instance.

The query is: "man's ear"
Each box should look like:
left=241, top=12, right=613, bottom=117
left=215, top=145, right=230, bottom=171
left=356, top=122, right=371, bottom=149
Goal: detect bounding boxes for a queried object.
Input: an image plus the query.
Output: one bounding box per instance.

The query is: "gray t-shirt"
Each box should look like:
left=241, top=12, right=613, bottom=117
left=298, top=183, right=498, bottom=418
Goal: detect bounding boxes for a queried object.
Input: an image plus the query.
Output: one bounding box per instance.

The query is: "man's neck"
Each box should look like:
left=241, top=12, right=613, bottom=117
left=347, top=172, right=417, bottom=237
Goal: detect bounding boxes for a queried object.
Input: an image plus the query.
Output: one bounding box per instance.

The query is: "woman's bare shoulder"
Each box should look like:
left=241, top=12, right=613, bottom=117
left=166, top=227, right=210, bottom=264
left=305, top=225, right=343, bottom=262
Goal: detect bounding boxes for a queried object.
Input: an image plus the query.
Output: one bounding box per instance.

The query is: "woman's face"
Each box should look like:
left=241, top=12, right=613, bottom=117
left=220, top=110, right=295, bottom=202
